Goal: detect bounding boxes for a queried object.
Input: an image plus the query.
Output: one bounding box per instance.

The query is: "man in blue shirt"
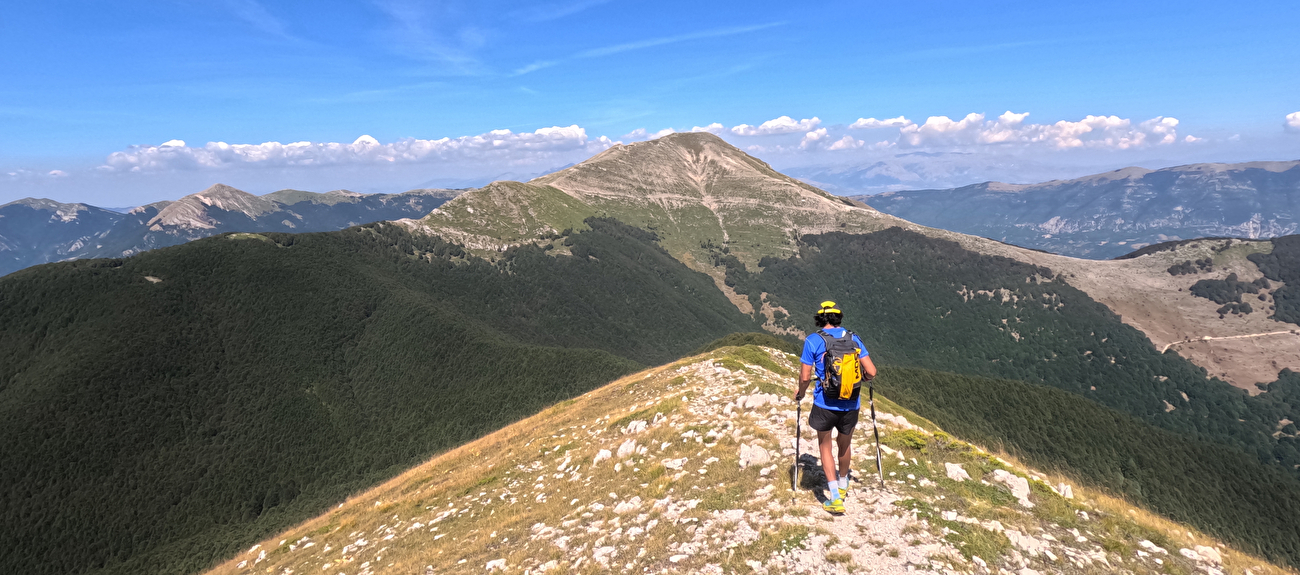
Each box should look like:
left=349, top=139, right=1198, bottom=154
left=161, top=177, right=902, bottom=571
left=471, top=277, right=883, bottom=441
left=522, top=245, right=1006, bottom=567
left=793, top=301, right=877, bottom=514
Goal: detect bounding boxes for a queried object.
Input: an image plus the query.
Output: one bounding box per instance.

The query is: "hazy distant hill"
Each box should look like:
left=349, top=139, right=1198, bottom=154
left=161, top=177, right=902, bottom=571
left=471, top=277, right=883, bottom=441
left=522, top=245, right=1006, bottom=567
left=855, top=160, right=1300, bottom=259
left=0, top=186, right=461, bottom=276
left=0, top=199, right=129, bottom=275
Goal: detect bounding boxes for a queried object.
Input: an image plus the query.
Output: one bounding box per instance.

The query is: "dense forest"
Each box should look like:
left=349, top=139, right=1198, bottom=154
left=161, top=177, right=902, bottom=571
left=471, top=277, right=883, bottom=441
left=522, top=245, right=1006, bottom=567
left=0, top=219, right=763, bottom=575
left=1248, top=235, right=1300, bottom=326
left=874, top=366, right=1300, bottom=567
left=746, top=229, right=1300, bottom=475
left=1189, top=273, right=1268, bottom=316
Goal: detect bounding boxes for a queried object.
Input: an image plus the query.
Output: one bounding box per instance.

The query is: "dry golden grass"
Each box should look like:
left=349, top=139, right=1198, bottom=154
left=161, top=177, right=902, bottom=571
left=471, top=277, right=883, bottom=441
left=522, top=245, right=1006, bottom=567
left=206, top=347, right=1297, bottom=575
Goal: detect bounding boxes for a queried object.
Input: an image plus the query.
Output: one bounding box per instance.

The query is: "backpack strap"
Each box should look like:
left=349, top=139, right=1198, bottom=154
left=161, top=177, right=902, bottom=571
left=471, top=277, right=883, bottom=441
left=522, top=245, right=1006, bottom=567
left=814, top=330, right=833, bottom=380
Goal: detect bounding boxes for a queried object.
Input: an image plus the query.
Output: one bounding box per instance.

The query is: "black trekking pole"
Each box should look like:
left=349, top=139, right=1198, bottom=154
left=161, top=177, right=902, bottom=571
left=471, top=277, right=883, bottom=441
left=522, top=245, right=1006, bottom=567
left=792, top=399, right=803, bottom=495
left=869, top=385, right=885, bottom=489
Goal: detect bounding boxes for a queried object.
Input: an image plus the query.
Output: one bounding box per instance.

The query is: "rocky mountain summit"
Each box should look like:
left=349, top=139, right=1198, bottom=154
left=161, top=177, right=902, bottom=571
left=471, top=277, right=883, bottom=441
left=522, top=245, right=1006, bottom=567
left=207, top=346, right=1282, bottom=575
left=858, top=160, right=1300, bottom=259
left=405, top=133, right=911, bottom=274
left=0, top=185, right=460, bottom=276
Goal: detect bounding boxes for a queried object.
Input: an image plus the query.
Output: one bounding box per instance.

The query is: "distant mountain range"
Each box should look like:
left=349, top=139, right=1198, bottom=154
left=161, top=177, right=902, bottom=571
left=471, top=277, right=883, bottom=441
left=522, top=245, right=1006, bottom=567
left=855, top=160, right=1300, bottom=259
left=0, top=185, right=461, bottom=276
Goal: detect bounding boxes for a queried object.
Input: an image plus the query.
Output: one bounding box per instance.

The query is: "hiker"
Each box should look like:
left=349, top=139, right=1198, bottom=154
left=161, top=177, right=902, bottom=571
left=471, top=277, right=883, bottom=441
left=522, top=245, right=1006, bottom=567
left=792, top=301, right=877, bottom=514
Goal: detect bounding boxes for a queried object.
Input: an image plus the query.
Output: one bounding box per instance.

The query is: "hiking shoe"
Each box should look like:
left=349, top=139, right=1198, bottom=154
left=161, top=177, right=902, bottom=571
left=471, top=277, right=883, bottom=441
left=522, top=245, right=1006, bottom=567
left=838, top=487, right=849, bottom=500
left=823, top=497, right=845, bottom=514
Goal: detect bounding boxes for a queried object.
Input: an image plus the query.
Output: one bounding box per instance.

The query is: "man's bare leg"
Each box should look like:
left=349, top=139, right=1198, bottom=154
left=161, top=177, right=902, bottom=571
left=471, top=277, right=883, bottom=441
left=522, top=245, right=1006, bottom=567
left=818, top=430, right=839, bottom=497
left=837, top=430, right=853, bottom=490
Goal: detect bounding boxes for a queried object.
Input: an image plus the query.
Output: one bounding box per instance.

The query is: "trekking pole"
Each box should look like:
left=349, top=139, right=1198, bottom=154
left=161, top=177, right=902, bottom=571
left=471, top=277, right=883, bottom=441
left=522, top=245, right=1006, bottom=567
left=792, top=399, right=803, bottom=494
left=869, top=385, right=885, bottom=489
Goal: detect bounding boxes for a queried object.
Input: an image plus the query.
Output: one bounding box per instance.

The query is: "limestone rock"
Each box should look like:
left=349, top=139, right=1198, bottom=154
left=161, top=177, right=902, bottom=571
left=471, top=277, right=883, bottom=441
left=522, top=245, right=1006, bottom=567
left=623, top=420, right=647, bottom=434
left=945, top=462, right=971, bottom=482
left=992, top=469, right=1034, bottom=508
left=593, top=449, right=612, bottom=465
left=1194, top=545, right=1223, bottom=564
left=663, top=458, right=687, bottom=470
left=738, top=443, right=771, bottom=469
left=486, top=558, right=506, bottom=571
left=617, top=439, right=638, bottom=459
left=1057, top=482, right=1074, bottom=499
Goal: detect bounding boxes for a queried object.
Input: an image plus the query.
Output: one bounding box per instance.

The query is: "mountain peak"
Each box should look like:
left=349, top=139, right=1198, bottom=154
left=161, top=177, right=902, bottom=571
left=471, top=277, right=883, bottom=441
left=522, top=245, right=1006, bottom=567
left=413, top=131, right=907, bottom=279
left=149, top=184, right=278, bottom=229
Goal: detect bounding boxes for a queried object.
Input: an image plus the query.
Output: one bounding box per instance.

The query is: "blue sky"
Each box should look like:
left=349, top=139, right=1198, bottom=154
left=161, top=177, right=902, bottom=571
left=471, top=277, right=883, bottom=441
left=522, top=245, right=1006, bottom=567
left=2, top=0, right=1298, bottom=205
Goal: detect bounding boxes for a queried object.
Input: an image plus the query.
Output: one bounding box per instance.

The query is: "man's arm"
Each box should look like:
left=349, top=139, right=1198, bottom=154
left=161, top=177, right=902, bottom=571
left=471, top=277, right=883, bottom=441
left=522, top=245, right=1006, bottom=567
left=794, top=363, right=814, bottom=401
left=860, top=355, right=878, bottom=381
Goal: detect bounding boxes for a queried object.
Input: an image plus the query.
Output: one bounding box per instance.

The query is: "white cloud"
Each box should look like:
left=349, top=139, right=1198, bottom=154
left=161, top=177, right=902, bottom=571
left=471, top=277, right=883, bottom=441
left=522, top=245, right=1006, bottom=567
left=798, top=128, right=829, bottom=150
left=99, top=126, right=615, bottom=173
left=1184, top=135, right=1203, bottom=143
left=690, top=123, right=725, bottom=134
left=621, top=127, right=676, bottom=141
left=731, top=116, right=821, bottom=136
left=47, top=170, right=68, bottom=177
left=896, top=111, right=1184, bottom=150
left=849, top=116, right=913, bottom=129
left=827, top=136, right=865, bottom=151
left=1286, top=111, right=1300, bottom=133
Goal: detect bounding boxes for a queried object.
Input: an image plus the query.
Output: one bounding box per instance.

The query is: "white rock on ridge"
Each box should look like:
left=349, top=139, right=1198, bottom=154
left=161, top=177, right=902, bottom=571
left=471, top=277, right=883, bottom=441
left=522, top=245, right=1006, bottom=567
left=945, top=462, right=971, bottom=482
left=1139, top=540, right=1168, bottom=554
left=614, top=496, right=643, bottom=514
left=992, top=469, right=1034, bottom=508
left=593, top=449, right=612, bottom=465
left=1058, top=482, right=1074, bottom=499
left=617, top=439, right=638, bottom=459
left=738, top=393, right=780, bottom=409
left=738, top=443, right=771, bottom=469
left=593, top=546, right=617, bottom=566
left=663, top=458, right=687, bottom=470
left=1194, top=545, right=1223, bottom=564
left=623, top=420, right=647, bottom=434
left=486, top=558, right=506, bottom=571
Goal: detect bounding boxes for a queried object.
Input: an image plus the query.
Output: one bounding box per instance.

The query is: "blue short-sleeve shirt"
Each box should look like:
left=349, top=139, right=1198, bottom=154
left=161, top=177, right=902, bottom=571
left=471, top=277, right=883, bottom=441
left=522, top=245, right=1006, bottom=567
left=801, top=327, right=869, bottom=411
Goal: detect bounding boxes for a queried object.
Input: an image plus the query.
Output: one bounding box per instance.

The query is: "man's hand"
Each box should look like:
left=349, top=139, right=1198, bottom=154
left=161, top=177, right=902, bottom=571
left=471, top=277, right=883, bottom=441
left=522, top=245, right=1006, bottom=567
left=795, top=363, right=814, bottom=403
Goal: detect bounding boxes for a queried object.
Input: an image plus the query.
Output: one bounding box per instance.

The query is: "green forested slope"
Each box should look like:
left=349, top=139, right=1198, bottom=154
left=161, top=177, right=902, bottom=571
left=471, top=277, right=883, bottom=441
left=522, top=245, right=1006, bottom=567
left=874, top=366, right=1300, bottom=567
left=748, top=228, right=1300, bottom=473
left=1249, top=234, right=1300, bottom=325
left=0, top=219, right=761, bottom=575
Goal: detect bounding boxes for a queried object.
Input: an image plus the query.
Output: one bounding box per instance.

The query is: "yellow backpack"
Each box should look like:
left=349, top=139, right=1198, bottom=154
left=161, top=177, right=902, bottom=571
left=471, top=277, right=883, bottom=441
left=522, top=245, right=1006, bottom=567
left=818, top=329, right=863, bottom=400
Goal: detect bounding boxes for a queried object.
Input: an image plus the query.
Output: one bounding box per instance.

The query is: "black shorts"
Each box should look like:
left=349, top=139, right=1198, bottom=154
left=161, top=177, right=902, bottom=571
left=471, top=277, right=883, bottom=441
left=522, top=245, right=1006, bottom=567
left=809, top=405, right=859, bottom=435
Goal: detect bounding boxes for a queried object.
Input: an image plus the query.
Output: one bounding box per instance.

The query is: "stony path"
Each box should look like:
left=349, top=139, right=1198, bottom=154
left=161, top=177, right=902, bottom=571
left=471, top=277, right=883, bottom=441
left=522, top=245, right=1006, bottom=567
left=210, top=346, right=1274, bottom=575
left=1160, top=330, right=1298, bottom=353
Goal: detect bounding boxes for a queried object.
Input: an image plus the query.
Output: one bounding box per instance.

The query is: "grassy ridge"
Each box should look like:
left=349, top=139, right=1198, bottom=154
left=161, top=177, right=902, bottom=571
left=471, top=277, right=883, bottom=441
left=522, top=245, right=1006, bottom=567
left=0, top=219, right=762, bottom=575
left=874, top=366, right=1300, bottom=567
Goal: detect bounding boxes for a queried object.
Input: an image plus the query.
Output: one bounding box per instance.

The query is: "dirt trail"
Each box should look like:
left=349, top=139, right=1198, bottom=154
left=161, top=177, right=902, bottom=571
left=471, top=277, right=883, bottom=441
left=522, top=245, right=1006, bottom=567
left=1161, top=331, right=1298, bottom=353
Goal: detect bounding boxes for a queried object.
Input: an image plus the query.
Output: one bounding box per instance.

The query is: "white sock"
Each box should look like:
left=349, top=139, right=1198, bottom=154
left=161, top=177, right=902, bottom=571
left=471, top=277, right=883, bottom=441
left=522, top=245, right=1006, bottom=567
left=828, top=476, right=840, bottom=498
left=839, top=475, right=849, bottom=491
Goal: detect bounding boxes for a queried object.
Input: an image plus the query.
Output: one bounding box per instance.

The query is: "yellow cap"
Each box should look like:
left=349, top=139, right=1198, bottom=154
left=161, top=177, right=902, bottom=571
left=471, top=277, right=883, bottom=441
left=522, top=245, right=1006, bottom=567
left=817, top=301, right=841, bottom=314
